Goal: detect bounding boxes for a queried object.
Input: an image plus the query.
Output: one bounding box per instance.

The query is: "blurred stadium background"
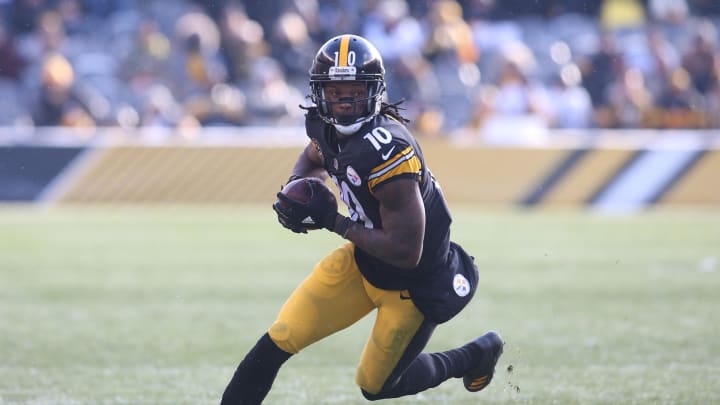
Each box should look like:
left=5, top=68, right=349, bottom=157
left=0, top=0, right=719, bottom=208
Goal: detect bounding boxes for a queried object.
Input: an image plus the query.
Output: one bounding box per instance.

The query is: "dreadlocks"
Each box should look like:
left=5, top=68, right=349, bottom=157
left=380, top=100, right=410, bottom=124
left=299, top=99, right=411, bottom=125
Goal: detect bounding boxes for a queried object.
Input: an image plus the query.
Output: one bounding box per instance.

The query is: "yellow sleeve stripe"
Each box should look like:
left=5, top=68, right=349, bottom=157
left=371, top=146, right=414, bottom=173
left=368, top=147, right=422, bottom=191
left=338, top=35, right=350, bottom=66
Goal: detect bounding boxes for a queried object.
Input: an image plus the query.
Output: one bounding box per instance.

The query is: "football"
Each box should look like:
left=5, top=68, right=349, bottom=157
left=279, top=177, right=334, bottom=206
left=275, top=177, right=338, bottom=231
left=280, top=177, right=315, bottom=204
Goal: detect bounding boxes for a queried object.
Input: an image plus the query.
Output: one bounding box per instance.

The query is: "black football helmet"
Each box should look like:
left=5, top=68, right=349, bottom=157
left=309, top=34, right=386, bottom=134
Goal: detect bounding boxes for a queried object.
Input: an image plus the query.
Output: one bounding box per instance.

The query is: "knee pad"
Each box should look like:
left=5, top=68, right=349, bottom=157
left=355, top=358, right=387, bottom=396
left=360, top=387, right=383, bottom=401
left=268, top=320, right=299, bottom=354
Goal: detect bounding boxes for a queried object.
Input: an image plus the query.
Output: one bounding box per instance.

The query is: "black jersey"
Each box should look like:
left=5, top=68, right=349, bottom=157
left=305, top=107, right=453, bottom=291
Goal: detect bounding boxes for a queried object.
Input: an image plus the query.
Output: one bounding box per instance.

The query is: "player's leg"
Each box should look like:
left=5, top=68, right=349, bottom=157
left=353, top=281, right=426, bottom=397
left=220, top=332, right=291, bottom=405
left=356, top=280, right=502, bottom=400
left=363, top=330, right=503, bottom=399
left=221, top=243, right=373, bottom=404
left=269, top=243, right=374, bottom=353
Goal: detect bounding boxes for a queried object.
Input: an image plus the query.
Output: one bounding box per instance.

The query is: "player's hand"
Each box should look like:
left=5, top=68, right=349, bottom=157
left=273, top=201, right=309, bottom=233
left=272, top=175, right=308, bottom=233
left=273, top=189, right=338, bottom=232
left=272, top=180, right=338, bottom=232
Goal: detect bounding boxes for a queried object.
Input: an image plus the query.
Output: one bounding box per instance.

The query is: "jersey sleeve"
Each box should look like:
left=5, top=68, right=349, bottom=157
left=367, top=144, right=422, bottom=193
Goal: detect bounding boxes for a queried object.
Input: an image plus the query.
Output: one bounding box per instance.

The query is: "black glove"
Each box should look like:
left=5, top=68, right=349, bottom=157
left=274, top=204, right=309, bottom=233
left=272, top=178, right=338, bottom=233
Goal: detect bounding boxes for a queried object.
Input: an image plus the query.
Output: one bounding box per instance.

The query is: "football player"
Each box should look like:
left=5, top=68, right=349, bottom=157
left=221, top=34, right=504, bottom=404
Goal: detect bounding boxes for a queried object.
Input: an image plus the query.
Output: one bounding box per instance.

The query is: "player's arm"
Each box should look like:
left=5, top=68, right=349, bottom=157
left=337, top=178, right=425, bottom=269
left=289, top=141, right=327, bottom=181
left=273, top=141, right=330, bottom=234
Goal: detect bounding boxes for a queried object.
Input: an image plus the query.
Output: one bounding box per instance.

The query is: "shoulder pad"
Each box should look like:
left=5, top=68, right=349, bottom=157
left=304, top=106, right=325, bottom=139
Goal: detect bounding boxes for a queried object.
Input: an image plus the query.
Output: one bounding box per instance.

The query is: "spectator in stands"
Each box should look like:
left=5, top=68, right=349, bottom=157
left=0, top=20, right=27, bottom=80
left=242, top=56, right=304, bottom=125
left=34, top=9, right=67, bottom=54
left=579, top=33, right=625, bottom=127
left=216, top=4, right=268, bottom=83
left=390, top=50, right=444, bottom=136
left=362, top=0, right=431, bottom=126
left=138, top=83, right=183, bottom=128
left=171, top=10, right=227, bottom=100
left=56, top=0, right=87, bottom=36
left=546, top=66, right=593, bottom=129
left=604, top=67, right=654, bottom=128
left=363, top=0, right=424, bottom=65
left=649, top=0, right=689, bottom=25
left=643, top=26, right=681, bottom=95
left=240, top=0, right=293, bottom=38
left=478, top=60, right=547, bottom=117
left=472, top=57, right=552, bottom=143
left=703, top=69, right=720, bottom=128
left=171, top=38, right=247, bottom=130
left=1, top=0, right=720, bottom=135
left=118, top=19, right=171, bottom=92
left=269, top=11, right=318, bottom=89
left=423, top=0, right=480, bottom=129
left=653, top=68, right=706, bottom=128
left=32, top=52, right=94, bottom=129
left=308, top=0, right=364, bottom=44
left=681, top=21, right=719, bottom=96
left=0, top=17, right=29, bottom=126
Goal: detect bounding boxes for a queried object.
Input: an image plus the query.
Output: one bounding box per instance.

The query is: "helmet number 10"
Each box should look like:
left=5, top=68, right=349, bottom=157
left=334, top=50, right=356, bottom=66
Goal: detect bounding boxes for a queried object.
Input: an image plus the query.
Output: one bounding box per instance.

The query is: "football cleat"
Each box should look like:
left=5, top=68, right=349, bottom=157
left=462, top=331, right=504, bottom=393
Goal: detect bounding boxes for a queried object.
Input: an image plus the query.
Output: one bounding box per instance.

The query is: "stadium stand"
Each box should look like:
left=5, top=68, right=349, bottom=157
left=0, top=0, right=718, bottom=137
left=1, top=1, right=719, bottom=209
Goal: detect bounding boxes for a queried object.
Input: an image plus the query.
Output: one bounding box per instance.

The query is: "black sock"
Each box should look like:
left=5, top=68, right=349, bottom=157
left=220, top=333, right=293, bottom=405
left=363, top=342, right=478, bottom=400
left=429, top=341, right=479, bottom=379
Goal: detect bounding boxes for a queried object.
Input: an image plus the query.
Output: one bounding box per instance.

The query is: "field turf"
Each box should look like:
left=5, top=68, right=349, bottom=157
left=0, top=206, right=718, bottom=404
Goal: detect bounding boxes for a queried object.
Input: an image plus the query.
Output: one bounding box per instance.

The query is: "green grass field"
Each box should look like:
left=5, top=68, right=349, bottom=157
left=1, top=206, right=719, bottom=405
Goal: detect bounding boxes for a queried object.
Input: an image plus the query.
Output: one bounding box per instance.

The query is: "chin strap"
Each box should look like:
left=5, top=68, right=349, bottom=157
left=333, top=121, right=365, bottom=135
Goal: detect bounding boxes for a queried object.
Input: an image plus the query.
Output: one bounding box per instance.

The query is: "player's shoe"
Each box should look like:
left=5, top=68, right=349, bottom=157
left=462, top=331, right=504, bottom=392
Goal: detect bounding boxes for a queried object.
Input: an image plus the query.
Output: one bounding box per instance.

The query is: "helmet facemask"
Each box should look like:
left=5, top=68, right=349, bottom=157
left=311, top=80, right=384, bottom=133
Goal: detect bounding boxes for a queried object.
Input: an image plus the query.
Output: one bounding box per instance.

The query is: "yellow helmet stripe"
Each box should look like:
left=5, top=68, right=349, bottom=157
left=338, top=35, right=350, bottom=66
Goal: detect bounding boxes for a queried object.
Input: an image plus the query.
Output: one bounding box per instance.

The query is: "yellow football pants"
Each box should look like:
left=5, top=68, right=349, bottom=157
left=268, top=243, right=425, bottom=394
